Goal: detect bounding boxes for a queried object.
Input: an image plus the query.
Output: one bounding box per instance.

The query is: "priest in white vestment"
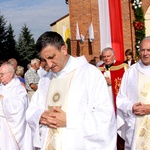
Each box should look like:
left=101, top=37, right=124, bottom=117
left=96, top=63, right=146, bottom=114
left=26, top=31, right=117, bottom=150
left=117, top=36, right=150, bottom=150
left=0, top=63, right=33, bottom=150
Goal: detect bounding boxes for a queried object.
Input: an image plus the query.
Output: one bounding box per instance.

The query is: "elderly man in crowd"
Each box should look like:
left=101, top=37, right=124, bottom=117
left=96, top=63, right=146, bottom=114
left=98, top=47, right=128, bottom=150
left=8, top=58, right=18, bottom=71
left=25, top=58, right=40, bottom=101
left=117, top=36, right=150, bottom=149
left=0, top=63, right=33, bottom=150
left=98, top=47, right=128, bottom=113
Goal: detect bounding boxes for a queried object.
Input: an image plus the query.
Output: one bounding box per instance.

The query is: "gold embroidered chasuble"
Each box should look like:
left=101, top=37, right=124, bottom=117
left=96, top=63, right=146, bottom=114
left=44, top=70, right=75, bottom=150
left=135, top=72, right=150, bottom=149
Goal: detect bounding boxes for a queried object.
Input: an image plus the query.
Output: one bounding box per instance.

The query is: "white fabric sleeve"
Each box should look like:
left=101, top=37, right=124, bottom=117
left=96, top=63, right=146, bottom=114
left=2, top=87, right=29, bottom=148
left=116, top=69, right=136, bottom=139
left=26, top=91, right=45, bottom=148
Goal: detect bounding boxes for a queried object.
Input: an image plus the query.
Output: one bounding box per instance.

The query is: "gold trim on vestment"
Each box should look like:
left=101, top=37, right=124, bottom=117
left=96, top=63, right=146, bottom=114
left=135, top=72, right=150, bottom=149
left=114, top=77, right=122, bottom=95
left=139, top=116, right=150, bottom=149
left=99, top=63, right=129, bottom=72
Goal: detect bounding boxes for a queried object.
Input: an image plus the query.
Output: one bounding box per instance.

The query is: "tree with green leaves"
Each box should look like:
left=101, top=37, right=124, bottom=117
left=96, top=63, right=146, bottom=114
left=16, top=24, right=38, bottom=69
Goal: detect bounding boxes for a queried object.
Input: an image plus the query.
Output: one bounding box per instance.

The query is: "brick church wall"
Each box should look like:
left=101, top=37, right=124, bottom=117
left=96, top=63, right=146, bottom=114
left=68, top=0, right=150, bottom=61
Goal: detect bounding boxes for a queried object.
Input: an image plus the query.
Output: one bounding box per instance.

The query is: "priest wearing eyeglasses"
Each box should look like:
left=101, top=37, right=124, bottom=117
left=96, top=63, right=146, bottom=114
left=0, top=63, right=33, bottom=150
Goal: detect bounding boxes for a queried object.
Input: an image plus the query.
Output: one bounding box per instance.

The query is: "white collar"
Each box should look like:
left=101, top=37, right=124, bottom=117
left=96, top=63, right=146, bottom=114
left=136, top=60, right=150, bottom=75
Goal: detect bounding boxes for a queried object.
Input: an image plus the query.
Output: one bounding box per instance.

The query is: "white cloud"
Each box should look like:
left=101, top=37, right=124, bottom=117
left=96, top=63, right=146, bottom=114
left=0, top=0, right=69, bottom=41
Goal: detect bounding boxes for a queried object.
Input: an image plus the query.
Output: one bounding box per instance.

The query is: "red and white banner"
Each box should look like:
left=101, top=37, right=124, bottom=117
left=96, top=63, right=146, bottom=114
left=98, top=0, right=124, bottom=62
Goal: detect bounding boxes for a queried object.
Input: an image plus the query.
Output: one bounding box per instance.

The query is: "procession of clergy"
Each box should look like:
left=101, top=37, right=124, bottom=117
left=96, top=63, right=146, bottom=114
left=0, top=31, right=150, bottom=150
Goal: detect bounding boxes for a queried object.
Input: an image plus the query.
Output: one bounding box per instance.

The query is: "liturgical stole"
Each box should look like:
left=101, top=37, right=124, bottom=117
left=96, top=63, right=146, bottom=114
left=135, top=72, right=150, bottom=149
left=44, top=70, right=75, bottom=150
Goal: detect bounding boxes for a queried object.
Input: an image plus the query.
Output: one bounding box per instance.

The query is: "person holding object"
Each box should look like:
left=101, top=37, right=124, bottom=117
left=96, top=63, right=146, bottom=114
left=26, top=31, right=117, bottom=150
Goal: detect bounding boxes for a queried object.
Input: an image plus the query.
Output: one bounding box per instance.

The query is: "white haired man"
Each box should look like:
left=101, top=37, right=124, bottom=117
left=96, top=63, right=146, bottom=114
left=25, top=58, right=40, bottom=101
left=0, top=63, right=33, bottom=149
left=117, top=36, right=150, bottom=149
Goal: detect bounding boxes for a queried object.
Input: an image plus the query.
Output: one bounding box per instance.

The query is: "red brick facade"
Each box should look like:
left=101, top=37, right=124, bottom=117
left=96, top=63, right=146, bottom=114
left=68, top=0, right=150, bottom=61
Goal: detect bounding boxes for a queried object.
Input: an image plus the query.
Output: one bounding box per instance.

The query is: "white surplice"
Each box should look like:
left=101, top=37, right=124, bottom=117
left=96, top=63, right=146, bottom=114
left=26, top=56, right=117, bottom=150
left=0, top=77, right=33, bottom=150
left=117, top=60, right=150, bottom=150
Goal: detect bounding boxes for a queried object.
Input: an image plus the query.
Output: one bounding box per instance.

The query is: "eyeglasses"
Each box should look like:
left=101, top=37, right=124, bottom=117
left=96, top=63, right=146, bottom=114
left=0, top=72, right=10, bottom=77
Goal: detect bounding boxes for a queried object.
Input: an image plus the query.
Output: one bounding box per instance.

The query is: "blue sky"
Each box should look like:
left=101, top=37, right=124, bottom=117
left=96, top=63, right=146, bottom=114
left=0, top=0, right=69, bottom=41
